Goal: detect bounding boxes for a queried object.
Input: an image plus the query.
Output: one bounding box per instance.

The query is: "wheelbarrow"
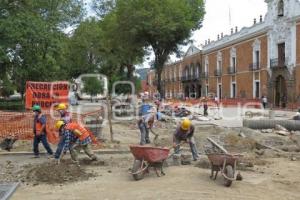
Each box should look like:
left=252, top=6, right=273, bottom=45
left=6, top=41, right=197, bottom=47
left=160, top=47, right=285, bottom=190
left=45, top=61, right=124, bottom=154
left=129, top=145, right=170, bottom=181
left=205, top=137, right=243, bottom=187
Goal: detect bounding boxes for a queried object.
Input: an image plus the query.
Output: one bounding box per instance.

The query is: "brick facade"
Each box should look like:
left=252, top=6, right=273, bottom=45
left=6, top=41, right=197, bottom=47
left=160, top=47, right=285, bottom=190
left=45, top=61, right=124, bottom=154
left=146, top=0, right=300, bottom=107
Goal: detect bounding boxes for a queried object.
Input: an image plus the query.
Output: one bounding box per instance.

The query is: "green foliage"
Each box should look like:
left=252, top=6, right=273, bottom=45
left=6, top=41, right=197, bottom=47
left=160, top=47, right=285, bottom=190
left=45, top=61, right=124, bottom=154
left=0, top=100, right=25, bottom=111
left=65, top=18, right=104, bottom=78
left=0, top=76, right=15, bottom=97
left=82, top=77, right=104, bottom=97
left=0, top=0, right=205, bottom=102
left=0, top=0, right=85, bottom=96
left=114, top=0, right=205, bottom=95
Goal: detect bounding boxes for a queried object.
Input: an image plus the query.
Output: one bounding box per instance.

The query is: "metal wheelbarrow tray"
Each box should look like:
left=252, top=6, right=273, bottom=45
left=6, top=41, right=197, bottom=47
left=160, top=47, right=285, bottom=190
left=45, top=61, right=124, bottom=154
left=129, top=145, right=170, bottom=180
left=205, top=137, right=243, bottom=187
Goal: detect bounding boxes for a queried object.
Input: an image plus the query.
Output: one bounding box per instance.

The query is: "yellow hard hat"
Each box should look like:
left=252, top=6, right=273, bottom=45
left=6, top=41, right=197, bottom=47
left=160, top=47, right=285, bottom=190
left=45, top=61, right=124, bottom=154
left=55, top=120, right=65, bottom=130
left=55, top=103, right=67, bottom=110
left=181, top=118, right=191, bottom=131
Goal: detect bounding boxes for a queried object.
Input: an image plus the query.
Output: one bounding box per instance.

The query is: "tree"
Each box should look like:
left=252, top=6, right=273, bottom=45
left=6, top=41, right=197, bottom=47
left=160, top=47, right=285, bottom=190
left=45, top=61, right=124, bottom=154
left=90, top=1, right=148, bottom=80
left=0, top=0, right=85, bottom=98
left=0, top=75, right=15, bottom=98
left=65, top=18, right=103, bottom=78
left=82, top=77, right=104, bottom=102
left=115, top=0, right=205, bottom=96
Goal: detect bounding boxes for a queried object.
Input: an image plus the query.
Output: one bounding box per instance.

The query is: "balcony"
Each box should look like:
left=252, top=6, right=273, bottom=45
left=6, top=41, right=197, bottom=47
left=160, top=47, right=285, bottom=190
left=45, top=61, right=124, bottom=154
left=214, top=69, right=222, bottom=77
left=194, top=74, right=201, bottom=80
left=270, top=58, right=288, bottom=69
left=227, top=66, right=237, bottom=74
left=249, top=63, right=260, bottom=71
left=181, top=76, right=189, bottom=82
left=201, top=72, right=208, bottom=79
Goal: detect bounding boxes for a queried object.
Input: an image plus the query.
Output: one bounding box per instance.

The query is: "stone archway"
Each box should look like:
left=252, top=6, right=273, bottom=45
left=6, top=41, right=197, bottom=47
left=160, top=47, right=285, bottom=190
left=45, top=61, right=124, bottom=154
left=185, top=85, right=189, bottom=98
left=190, top=84, right=196, bottom=98
left=197, top=84, right=202, bottom=98
left=274, top=75, right=287, bottom=107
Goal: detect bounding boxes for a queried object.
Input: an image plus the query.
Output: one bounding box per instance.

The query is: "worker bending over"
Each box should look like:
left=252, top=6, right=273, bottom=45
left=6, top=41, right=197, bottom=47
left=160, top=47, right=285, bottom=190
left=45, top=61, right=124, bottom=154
left=138, top=109, right=156, bottom=145
left=54, top=120, right=97, bottom=164
left=173, top=118, right=199, bottom=161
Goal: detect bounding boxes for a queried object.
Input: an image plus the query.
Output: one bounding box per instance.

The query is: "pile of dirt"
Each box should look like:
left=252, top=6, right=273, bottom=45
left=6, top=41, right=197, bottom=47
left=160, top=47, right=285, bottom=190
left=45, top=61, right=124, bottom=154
left=24, top=161, right=95, bottom=184
left=223, top=133, right=257, bottom=153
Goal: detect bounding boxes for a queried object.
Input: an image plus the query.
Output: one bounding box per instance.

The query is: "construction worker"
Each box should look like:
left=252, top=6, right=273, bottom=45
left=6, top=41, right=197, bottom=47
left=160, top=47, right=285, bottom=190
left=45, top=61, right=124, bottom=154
left=55, top=103, right=72, bottom=123
left=32, top=105, right=53, bottom=158
left=173, top=118, right=199, bottom=161
left=54, top=120, right=97, bottom=164
left=139, top=98, right=152, bottom=116
left=138, top=108, right=156, bottom=145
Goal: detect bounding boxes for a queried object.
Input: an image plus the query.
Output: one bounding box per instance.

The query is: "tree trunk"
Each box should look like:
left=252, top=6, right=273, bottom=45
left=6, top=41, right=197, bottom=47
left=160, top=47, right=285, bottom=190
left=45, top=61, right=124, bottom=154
left=106, top=94, right=114, bottom=142
left=126, top=64, right=134, bottom=80
left=154, top=59, right=164, bottom=99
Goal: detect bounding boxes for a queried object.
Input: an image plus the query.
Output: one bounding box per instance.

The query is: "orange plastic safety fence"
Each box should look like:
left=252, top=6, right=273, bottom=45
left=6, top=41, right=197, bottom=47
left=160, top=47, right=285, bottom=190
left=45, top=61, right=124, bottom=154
left=0, top=111, right=100, bottom=145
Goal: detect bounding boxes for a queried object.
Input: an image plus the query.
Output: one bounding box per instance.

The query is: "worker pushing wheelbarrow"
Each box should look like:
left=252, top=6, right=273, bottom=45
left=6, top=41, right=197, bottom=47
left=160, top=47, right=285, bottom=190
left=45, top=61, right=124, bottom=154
left=205, top=137, right=243, bottom=187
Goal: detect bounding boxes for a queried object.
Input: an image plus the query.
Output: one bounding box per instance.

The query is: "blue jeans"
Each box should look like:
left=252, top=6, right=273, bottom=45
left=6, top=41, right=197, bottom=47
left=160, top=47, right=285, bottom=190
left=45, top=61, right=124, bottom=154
left=174, top=137, right=199, bottom=160
left=138, top=122, right=150, bottom=145
left=54, top=136, right=66, bottom=159
left=33, top=133, right=53, bottom=156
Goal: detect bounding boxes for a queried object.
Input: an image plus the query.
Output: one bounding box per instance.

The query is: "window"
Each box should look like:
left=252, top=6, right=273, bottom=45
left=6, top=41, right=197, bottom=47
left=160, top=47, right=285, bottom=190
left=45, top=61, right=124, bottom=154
left=255, top=51, right=260, bottom=67
left=218, top=84, right=222, bottom=99
left=254, top=81, right=260, bottom=98
left=231, top=83, right=236, bottom=98
left=205, top=63, right=208, bottom=73
left=232, top=57, right=236, bottom=72
left=206, top=85, right=209, bottom=96
left=278, top=0, right=284, bottom=17
left=217, top=60, right=222, bottom=71
left=173, top=69, right=176, bottom=81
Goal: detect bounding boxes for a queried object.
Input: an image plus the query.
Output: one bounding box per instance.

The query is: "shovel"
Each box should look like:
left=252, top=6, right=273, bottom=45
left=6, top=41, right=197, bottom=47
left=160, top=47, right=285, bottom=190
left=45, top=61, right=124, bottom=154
left=149, top=128, right=159, bottom=145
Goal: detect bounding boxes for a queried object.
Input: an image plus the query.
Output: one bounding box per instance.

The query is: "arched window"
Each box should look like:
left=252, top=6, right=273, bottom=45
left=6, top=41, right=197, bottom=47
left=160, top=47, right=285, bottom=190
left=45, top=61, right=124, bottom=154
left=190, top=64, right=194, bottom=77
left=278, top=0, right=284, bottom=17
left=185, top=66, right=189, bottom=78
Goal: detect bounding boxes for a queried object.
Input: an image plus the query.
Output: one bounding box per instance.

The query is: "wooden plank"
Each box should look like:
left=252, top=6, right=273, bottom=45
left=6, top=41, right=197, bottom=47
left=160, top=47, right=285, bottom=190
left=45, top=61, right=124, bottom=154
left=207, top=137, right=228, bottom=154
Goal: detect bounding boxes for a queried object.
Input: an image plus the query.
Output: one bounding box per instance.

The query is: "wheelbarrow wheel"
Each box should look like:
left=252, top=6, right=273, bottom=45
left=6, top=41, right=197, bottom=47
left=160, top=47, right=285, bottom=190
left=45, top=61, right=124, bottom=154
left=223, top=165, right=234, bottom=187
left=132, top=160, right=145, bottom=181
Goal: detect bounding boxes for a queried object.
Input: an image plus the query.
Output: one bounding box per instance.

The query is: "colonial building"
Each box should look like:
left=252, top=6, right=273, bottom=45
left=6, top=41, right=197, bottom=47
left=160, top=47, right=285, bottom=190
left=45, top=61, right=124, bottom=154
left=147, top=0, right=300, bottom=108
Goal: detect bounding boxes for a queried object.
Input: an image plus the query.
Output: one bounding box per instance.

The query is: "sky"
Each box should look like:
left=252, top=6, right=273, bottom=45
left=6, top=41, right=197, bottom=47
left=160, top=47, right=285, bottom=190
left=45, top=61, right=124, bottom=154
left=192, top=0, right=268, bottom=47
left=86, top=0, right=268, bottom=68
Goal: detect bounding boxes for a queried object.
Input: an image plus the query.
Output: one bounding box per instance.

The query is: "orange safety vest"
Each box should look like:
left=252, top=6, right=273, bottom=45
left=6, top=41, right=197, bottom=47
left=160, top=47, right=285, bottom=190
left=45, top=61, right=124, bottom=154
left=35, top=115, right=45, bottom=136
left=65, top=122, right=90, bottom=141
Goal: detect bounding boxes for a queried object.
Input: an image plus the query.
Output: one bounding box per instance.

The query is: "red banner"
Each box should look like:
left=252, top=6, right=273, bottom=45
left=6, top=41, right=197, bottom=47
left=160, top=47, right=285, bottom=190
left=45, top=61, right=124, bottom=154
left=25, top=81, right=69, bottom=110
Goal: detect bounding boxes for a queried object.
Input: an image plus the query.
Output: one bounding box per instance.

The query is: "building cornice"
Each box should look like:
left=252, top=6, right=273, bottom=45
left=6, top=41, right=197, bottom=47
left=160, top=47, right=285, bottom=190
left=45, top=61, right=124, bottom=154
left=203, top=24, right=270, bottom=54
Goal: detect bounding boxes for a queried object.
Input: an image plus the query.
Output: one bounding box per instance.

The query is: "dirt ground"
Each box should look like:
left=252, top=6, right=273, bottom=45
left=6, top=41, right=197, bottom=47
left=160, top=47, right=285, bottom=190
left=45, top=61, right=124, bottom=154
left=4, top=155, right=300, bottom=200
left=1, top=120, right=300, bottom=199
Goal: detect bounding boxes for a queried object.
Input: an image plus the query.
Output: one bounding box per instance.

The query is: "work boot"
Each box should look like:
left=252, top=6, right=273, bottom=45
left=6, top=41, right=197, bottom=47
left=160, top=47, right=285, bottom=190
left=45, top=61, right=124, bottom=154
left=146, top=140, right=151, bottom=144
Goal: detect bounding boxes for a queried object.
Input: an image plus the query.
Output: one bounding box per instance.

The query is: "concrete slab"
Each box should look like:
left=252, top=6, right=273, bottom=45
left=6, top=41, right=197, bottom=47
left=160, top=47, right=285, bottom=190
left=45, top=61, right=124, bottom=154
left=0, top=182, right=19, bottom=200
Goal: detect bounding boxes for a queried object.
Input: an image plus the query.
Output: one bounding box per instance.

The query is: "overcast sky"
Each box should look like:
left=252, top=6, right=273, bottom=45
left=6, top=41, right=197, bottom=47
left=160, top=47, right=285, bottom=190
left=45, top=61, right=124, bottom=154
left=192, top=0, right=267, bottom=47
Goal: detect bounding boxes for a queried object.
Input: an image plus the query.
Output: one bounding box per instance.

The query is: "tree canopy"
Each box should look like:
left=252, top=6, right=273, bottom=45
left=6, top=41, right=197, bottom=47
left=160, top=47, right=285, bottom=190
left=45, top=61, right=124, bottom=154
left=0, top=0, right=205, bottom=98
left=114, top=0, right=205, bottom=96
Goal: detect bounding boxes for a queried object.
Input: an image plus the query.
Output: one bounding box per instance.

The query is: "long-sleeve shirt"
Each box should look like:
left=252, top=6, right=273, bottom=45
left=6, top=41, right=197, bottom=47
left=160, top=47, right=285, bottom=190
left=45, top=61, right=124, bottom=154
left=54, top=129, right=75, bottom=159
left=54, top=129, right=92, bottom=159
left=173, top=125, right=195, bottom=142
left=60, top=112, right=72, bottom=123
